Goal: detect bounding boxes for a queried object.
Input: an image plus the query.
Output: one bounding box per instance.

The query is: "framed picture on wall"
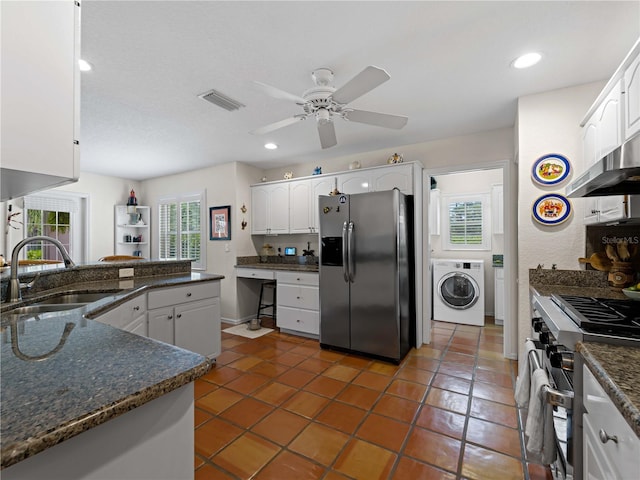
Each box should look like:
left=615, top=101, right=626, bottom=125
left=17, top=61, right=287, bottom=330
left=209, top=205, right=231, bottom=240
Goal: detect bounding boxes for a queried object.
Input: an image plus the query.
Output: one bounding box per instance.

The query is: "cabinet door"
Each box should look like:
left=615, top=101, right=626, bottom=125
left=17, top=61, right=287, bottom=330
left=583, top=414, right=616, bottom=480
left=597, top=196, right=625, bottom=223
left=582, top=121, right=599, bottom=167
left=372, top=165, right=413, bottom=194
left=148, top=307, right=175, bottom=344
left=597, top=83, right=623, bottom=158
left=268, top=184, right=289, bottom=234
left=429, top=188, right=440, bottom=235
left=174, top=298, right=221, bottom=358
left=95, top=296, right=147, bottom=330
left=583, top=197, right=601, bottom=225
left=338, top=172, right=371, bottom=194
left=127, top=313, right=148, bottom=337
left=289, top=180, right=313, bottom=233
left=251, top=186, right=270, bottom=234
left=311, top=177, right=334, bottom=232
left=624, top=53, right=640, bottom=139
left=1, top=1, right=79, bottom=182
left=494, top=269, right=504, bottom=323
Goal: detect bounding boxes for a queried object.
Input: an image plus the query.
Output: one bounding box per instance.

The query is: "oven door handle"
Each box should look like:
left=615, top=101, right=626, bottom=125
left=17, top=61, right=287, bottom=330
left=526, top=343, right=574, bottom=410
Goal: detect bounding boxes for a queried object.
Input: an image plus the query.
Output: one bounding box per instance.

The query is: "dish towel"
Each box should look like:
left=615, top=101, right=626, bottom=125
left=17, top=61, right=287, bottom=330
left=515, top=340, right=537, bottom=408
left=525, top=369, right=557, bottom=465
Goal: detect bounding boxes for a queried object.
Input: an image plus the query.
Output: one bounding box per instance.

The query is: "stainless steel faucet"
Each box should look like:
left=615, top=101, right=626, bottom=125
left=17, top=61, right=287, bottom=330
left=6, top=236, right=75, bottom=302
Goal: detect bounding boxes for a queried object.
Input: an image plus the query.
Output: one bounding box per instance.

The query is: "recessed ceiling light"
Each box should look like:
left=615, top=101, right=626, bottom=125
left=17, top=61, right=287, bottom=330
left=264, top=143, right=278, bottom=150
left=78, top=59, right=93, bottom=72
left=512, top=52, right=542, bottom=69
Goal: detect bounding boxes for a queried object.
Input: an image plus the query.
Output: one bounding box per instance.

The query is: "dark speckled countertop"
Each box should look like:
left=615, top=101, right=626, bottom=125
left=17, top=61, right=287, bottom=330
left=577, top=342, right=640, bottom=438
left=236, top=263, right=319, bottom=273
left=0, top=269, right=223, bottom=469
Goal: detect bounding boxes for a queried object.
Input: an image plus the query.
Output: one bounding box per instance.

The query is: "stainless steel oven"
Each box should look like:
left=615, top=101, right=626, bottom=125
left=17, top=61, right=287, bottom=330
left=529, top=292, right=640, bottom=480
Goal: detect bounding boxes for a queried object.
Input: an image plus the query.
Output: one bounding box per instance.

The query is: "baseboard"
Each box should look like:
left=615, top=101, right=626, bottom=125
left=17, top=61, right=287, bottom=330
left=221, top=315, right=254, bottom=326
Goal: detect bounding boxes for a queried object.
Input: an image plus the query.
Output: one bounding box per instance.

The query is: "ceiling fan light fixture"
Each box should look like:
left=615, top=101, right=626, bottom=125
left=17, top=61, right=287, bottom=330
left=311, top=68, right=334, bottom=87
left=264, top=143, right=278, bottom=150
left=512, top=52, right=542, bottom=69
left=315, top=108, right=331, bottom=125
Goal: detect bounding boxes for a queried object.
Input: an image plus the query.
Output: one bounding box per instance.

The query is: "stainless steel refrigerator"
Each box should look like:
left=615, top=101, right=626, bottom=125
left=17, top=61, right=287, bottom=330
left=319, top=189, right=414, bottom=363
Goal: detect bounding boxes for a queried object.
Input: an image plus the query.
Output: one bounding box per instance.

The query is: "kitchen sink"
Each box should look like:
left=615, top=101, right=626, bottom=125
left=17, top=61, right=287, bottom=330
left=5, top=304, right=85, bottom=315
left=34, top=292, right=121, bottom=305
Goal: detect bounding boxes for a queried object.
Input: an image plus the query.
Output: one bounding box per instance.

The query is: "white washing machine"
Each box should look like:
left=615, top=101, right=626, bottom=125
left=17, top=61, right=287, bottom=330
left=433, top=259, right=485, bottom=326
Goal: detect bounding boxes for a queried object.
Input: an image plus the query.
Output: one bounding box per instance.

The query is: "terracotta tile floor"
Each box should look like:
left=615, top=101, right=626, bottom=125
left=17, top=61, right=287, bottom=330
left=194, top=319, right=549, bottom=479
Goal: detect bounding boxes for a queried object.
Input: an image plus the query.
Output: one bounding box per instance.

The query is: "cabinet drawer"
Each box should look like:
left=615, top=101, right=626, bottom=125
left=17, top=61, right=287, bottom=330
left=237, top=268, right=275, bottom=280
left=147, top=281, right=220, bottom=309
left=583, top=365, right=640, bottom=477
left=277, top=306, right=319, bottom=335
left=277, top=284, right=319, bottom=310
left=276, top=271, right=319, bottom=286
left=96, top=295, right=147, bottom=329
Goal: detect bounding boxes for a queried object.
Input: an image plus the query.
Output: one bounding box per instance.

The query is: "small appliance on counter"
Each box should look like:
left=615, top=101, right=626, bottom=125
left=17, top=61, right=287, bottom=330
left=284, top=247, right=296, bottom=256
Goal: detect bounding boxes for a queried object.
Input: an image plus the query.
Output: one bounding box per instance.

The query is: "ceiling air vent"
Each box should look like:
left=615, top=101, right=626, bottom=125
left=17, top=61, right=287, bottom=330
left=198, top=89, right=245, bottom=111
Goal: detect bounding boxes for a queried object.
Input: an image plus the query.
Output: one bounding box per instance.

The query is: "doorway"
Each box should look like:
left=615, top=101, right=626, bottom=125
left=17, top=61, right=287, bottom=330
left=422, top=161, right=517, bottom=359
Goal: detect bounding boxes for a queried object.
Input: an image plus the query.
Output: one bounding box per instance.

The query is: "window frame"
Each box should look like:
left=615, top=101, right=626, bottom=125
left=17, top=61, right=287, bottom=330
left=441, top=192, right=491, bottom=251
left=156, top=190, right=206, bottom=270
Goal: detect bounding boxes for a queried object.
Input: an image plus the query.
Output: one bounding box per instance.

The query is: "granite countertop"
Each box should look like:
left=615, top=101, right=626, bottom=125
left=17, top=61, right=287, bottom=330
left=529, top=284, right=628, bottom=300
left=0, top=272, right=223, bottom=469
left=236, top=263, right=319, bottom=273
left=577, top=342, right=640, bottom=438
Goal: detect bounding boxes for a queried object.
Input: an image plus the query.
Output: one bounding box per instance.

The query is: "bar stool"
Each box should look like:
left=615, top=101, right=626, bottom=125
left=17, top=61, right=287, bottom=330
left=249, top=280, right=276, bottom=330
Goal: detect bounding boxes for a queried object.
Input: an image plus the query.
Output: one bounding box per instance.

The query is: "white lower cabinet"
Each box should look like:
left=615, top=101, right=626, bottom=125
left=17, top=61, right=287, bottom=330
left=583, top=365, right=640, bottom=480
left=94, top=295, right=147, bottom=336
left=276, top=271, right=319, bottom=336
left=147, top=281, right=221, bottom=358
left=494, top=268, right=504, bottom=325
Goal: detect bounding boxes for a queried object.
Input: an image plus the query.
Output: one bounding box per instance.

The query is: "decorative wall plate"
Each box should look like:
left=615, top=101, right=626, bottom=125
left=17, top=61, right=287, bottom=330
left=532, top=193, right=572, bottom=225
left=531, top=154, right=571, bottom=185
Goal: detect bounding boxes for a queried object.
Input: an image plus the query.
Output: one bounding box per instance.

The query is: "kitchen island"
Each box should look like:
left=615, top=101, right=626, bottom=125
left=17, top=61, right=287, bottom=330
left=1, top=262, right=222, bottom=478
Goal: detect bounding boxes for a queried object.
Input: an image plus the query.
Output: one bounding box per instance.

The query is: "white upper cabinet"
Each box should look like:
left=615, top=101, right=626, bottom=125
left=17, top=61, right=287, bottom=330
left=289, top=180, right=313, bottom=234
left=251, top=183, right=289, bottom=234
left=250, top=162, right=422, bottom=234
left=597, top=82, right=623, bottom=159
left=372, top=164, right=413, bottom=194
left=1, top=0, right=80, bottom=200
left=624, top=52, right=640, bottom=139
left=338, top=171, right=372, bottom=194
left=491, top=184, right=504, bottom=235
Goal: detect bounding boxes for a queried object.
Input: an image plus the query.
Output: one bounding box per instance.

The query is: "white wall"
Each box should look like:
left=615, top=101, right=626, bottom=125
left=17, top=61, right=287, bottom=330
left=264, top=128, right=514, bottom=181
left=0, top=173, right=138, bottom=262
left=141, top=161, right=263, bottom=322
left=431, top=168, right=503, bottom=314
left=516, top=80, right=605, bottom=358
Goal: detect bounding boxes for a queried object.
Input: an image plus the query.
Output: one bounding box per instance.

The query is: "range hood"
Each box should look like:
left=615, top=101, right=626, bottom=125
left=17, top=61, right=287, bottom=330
left=566, top=132, right=640, bottom=197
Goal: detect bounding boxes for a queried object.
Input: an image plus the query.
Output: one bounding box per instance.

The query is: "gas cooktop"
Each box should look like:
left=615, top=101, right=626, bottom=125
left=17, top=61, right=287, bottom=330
left=552, top=295, right=640, bottom=339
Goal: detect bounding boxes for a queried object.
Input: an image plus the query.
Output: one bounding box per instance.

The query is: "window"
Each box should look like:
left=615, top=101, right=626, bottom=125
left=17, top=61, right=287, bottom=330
left=23, top=192, right=88, bottom=262
left=157, top=191, right=206, bottom=270
left=442, top=193, right=491, bottom=250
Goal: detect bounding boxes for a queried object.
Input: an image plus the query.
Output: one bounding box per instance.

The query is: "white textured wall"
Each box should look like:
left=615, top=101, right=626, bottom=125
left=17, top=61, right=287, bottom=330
left=516, top=81, right=605, bottom=357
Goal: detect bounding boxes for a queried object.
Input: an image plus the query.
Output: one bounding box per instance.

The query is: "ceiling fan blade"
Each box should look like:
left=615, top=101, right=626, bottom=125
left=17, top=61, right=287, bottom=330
left=344, top=109, right=408, bottom=129
left=317, top=121, right=337, bottom=149
left=332, top=66, right=391, bottom=104
left=249, top=115, right=306, bottom=135
left=253, top=81, right=306, bottom=104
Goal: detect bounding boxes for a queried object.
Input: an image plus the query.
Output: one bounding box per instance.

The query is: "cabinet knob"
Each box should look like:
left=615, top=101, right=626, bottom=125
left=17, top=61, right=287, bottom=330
left=168, top=315, right=173, bottom=319
left=296, top=296, right=300, bottom=299
left=186, top=292, right=192, bottom=297
left=176, top=314, right=182, bottom=319
left=133, top=306, right=140, bottom=311
left=598, top=429, right=618, bottom=444
left=296, top=319, right=300, bottom=323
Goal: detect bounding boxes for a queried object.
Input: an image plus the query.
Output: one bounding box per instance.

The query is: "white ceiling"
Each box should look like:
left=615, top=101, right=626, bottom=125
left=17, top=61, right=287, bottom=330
left=80, top=1, right=640, bottom=180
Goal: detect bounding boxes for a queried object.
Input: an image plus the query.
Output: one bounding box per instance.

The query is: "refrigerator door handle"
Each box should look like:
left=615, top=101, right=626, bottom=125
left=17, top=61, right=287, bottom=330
left=342, top=221, right=350, bottom=282
left=347, top=221, right=355, bottom=283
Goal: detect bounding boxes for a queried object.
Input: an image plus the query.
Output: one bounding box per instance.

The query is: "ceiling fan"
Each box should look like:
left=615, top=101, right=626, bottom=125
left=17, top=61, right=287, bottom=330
left=250, top=66, right=408, bottom=149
